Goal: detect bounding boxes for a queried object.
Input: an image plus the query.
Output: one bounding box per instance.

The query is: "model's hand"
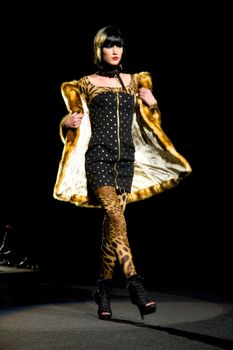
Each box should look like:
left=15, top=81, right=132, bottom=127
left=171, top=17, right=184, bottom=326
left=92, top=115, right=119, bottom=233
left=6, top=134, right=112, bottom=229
left=63, top=112, right=84, bottom=128
left=138, top=88, right=157, bottom=107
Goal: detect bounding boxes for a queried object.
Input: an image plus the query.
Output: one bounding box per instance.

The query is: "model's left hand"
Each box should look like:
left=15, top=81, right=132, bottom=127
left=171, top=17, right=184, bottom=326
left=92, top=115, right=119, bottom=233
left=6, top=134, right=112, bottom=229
left=139, top=87, right=157, bottom=107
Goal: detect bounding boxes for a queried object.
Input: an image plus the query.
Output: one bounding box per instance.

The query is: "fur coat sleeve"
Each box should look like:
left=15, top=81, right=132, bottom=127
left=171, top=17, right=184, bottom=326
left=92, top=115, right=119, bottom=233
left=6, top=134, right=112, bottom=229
left=53, top=72, right=192, bottom=208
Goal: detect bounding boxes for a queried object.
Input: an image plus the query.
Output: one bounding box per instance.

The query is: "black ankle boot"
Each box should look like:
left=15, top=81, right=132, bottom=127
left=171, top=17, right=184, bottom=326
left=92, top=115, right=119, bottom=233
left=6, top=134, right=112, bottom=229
left=93, top=279, right=112, bottom=320
left=126, top=275, right=156, bottom=319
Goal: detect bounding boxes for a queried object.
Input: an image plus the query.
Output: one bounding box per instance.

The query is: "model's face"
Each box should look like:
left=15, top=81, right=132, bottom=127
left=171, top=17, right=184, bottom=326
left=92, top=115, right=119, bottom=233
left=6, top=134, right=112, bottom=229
left=102, top=45, right=123, bottom=66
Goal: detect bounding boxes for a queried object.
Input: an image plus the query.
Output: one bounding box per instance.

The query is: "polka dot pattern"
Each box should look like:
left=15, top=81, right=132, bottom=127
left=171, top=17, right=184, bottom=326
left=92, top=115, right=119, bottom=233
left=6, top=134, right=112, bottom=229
left=85, top=90, right=135, bottom=193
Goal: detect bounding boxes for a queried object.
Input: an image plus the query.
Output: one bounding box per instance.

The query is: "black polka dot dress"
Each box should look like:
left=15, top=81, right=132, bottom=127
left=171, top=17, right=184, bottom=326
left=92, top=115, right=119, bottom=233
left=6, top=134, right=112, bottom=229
left=79, top=76, right=137, bottom=193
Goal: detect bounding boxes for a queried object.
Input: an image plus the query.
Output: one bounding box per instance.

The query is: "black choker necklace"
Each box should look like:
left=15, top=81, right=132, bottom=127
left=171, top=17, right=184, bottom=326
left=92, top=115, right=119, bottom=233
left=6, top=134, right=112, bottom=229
left=97, top=64, right=121, bottom=78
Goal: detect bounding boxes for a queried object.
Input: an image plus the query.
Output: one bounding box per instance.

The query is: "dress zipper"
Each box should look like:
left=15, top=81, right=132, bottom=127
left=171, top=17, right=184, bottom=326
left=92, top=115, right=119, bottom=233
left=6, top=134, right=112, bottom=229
left=114, top=92, right=120, bottom=189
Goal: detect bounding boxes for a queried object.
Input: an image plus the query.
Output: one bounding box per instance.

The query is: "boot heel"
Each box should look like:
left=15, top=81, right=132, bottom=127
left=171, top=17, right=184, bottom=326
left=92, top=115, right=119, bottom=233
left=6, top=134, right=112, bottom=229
left=126, top=275, right=156, bottom=319
left=138, top=302, right=156, bottom=319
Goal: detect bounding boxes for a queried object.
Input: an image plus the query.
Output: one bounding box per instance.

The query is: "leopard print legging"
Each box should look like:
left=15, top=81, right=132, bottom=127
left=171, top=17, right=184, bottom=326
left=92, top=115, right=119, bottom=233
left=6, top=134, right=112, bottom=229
left=94, top=186, right=137, bottom=280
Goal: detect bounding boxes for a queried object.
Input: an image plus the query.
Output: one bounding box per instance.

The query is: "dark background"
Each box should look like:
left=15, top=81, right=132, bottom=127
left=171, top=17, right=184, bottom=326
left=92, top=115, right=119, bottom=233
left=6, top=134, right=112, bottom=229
left=1, top=4, right=231, bottom=293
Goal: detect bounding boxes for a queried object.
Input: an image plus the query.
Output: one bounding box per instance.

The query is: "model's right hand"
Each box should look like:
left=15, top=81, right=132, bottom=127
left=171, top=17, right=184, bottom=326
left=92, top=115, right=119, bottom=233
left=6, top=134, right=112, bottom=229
left=63, top=112, right=84, bottom=128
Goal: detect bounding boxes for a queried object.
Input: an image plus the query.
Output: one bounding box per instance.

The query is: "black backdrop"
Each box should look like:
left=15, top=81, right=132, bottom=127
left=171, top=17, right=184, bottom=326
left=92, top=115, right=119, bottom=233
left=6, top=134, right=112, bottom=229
left=1, top=4, right=231, bottom=293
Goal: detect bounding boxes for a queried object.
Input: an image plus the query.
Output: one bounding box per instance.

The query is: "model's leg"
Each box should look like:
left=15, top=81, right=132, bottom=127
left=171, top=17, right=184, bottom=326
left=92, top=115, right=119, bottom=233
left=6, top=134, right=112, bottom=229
left=94, top=185, right=137, bottom=279
left=92, top=185, right=136, bottom=320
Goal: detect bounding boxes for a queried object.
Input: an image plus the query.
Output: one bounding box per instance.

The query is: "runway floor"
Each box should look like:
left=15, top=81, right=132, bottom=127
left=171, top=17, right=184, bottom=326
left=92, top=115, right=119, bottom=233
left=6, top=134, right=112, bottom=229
left=0, top=266, right=233, bottom=350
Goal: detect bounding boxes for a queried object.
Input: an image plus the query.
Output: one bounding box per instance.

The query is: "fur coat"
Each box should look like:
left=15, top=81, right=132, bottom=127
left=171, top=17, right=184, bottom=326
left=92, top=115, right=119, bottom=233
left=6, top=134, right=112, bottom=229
left=53, top=71, right=192, bottom=208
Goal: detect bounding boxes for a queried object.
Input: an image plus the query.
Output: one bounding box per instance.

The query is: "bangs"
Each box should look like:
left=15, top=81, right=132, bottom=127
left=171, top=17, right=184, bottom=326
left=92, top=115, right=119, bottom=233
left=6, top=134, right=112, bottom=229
left=103, top=37, right=124, bottom=48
